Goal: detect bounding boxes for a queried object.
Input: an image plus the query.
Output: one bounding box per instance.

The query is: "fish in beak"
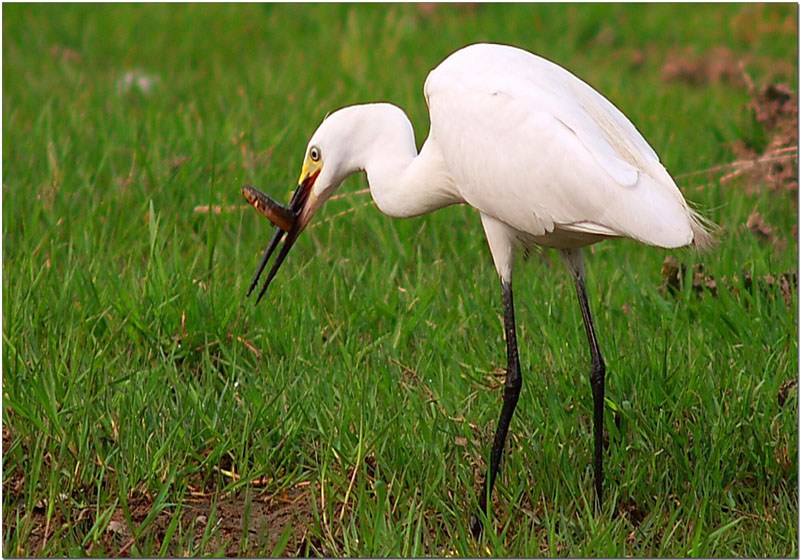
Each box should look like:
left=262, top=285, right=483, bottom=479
left=241, top=185, right=297, bottom=233
left=245, top=165, right=322, bottom=304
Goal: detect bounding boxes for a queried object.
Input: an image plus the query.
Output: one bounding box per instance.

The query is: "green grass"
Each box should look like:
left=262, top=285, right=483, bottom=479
left=3, top=3, right=797, bottom=556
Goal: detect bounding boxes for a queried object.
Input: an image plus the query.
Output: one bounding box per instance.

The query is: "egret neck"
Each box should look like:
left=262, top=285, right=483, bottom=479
left=326, top=103, right=461, bottom=219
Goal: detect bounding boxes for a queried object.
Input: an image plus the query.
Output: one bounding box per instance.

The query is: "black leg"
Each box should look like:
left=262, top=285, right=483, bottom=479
left=470, top=278, right=522, bottom=539
left=569, top=259, right=606, bottom=509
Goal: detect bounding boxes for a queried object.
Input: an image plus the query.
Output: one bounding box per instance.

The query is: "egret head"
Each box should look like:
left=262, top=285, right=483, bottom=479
left=247, top=106, right=366, bottom=302
left=247, top=103, right=416, bottom=302
left=294, top=131, right=340, bottom=232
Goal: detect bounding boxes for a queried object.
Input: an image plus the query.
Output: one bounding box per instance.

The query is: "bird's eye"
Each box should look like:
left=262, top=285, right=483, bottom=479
left=309, top=146, right=321, bottom=162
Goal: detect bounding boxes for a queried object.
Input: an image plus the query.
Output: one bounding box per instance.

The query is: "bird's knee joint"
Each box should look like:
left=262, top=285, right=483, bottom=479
left=505, top=367, right=522, bottom=392
left=590, top=359, right=605, bottom=385
left=504, top=382, right=522, bottom=407
left=504, top=382, right=521, bottom=402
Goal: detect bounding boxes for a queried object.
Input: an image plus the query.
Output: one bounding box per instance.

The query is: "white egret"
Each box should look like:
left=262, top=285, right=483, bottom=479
left=246, top=43, right=713, bottom=537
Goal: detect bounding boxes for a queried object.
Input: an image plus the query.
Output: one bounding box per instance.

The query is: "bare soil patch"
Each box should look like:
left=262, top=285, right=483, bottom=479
left=4, top=482, right=317, bottom=557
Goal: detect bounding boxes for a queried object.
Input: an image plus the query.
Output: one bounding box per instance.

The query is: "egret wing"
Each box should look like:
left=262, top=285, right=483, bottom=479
left=424, top=43, right=693, bottom=248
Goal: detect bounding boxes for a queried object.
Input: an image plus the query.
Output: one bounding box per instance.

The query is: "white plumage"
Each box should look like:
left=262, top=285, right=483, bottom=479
left=424, top=43, right=708, bottom=257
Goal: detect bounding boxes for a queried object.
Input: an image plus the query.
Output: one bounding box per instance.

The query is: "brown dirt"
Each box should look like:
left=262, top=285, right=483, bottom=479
left=659, top=255, right=796, bottom=309
left=5, top=482, right=317, bottom=557
left=664, top=44, right=797, bottom=199
left=777, top=379, right=798, bottom=408
left=730, top=77, right=798, bottom=196
left=661, top=46, right=746, bottom=87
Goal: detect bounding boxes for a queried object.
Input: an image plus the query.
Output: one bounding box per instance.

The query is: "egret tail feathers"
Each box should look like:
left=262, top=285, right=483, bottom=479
left=688, top=206, right=717, bottom=252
